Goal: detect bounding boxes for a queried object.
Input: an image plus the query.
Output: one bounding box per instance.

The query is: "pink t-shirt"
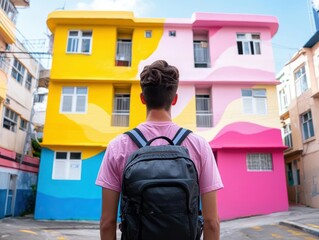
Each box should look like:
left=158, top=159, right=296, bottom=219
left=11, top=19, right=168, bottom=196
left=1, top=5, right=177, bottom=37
left=96, top=121, right=223, bottom=194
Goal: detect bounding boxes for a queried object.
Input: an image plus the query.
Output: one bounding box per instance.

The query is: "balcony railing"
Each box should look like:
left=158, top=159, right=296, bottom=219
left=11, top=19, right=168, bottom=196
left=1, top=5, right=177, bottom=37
left=196, top=113, right=212, bottom=128
left=112, top=113, right=129, bottom=127
left=0, top=0, right=18, bottom=23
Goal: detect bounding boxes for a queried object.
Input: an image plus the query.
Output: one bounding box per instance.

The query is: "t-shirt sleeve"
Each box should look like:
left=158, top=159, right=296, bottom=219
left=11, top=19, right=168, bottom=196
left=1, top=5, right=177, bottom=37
left=199, top=140, right=223, bottom=194
left=95, top=141, right=122, bottom=192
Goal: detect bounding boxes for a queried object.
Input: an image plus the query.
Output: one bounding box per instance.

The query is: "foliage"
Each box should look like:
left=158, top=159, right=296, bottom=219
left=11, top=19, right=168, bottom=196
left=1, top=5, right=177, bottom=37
left=32, top=138, right=42, bottom=158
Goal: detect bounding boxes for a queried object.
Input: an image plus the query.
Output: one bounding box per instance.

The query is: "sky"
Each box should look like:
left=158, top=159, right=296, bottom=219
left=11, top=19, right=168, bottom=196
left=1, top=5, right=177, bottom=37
left=15, top=0, right=317, bottom=73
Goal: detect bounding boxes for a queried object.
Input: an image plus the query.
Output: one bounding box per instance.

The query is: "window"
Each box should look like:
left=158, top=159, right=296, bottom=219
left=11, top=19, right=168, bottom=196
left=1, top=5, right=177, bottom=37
left=193, top=41, right=210, bottom=68
left=67, top=30, right=92, bottom=54
left=116, top=39, right=132, bottom=66
left=34, top=94, right=45, bottom=103
left=294, top=66, right=308, bottom=96
left=20, top=118, right=28, bottom=131
left=237, top=33, right=261, bottom=55
left=247, top=153, right=273, bottom=171
left=196, top=93, right=212, bottom=128
left=3, top=107, right=18, bottom=132
left=145, top=30, right=152, bottom=38
left=283, top=124, right=293, bottom=148
left=112, top=90, right=130, bottom=126
left=25, top=73, right=32, bottom=90
left=279, top=87, right=289, bottom=112
left=60, top=87, right=88, bottom=113
left=11, top=58, right=25, bottom=83
left=52, top=152, right=82, bottom=180
left=242, top=89, right=267, bottom=114
left=169, top=30, right=176, bottom=37
left=301, top=111, right=314, bottom=140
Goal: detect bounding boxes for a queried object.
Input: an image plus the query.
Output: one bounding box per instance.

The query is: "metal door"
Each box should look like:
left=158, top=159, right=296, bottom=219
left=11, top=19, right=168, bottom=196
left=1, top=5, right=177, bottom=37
left=5, top=174, right=17, bottom=217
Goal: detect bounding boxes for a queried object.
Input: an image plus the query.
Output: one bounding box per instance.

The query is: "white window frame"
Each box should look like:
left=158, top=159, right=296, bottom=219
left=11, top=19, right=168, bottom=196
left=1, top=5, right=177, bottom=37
left=247, top=153, right=273, bottom=171
left=25, top=72, right=32, bottom=90
left=116, top=39, right=132, bottom=67
left=193, top=40, right=210, bottom=68
left=283, top=124, right=293, bottom=148
left=301, top=111, right=315, bottom=141
left=66, top=30, right=93, bottom=54
left=3, top=107, right=18, bottom=132
left=294, top=66, right=308, bottom=97
left=60, top=87, right=88, bottom=114
left=11, top=58, right=25, bottom=84
left=52, top=152, right=82, bottom=180
left=196, top=93, right=212, bottom=128
left=19, top=118, right=28, bottom=131
left=237, top=33, right=261, bottom=55
left=279, top=87, right=290, bottom=112
left=242, top=89, right=267, bottom=114
left=112, top=92, right=130, bottom=127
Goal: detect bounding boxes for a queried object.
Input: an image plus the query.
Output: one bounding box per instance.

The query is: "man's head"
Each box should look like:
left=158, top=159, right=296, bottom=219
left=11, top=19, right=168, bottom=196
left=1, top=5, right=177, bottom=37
left=140, top=60, right=179, bottom=111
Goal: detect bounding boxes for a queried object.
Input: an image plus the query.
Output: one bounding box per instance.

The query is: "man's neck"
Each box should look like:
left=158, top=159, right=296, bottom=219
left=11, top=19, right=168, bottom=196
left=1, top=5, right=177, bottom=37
left=146, top=109, right=172, bottom=122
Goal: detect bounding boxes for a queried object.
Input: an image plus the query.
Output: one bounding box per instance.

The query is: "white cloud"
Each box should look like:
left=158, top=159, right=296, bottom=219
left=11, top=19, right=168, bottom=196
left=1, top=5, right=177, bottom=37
left=76, top=0, right=150, bottom=17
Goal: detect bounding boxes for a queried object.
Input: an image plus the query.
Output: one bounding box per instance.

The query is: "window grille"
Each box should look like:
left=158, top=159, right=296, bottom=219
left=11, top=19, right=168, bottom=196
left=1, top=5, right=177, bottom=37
left=112, top=93, right=130, bottom=126
left=247, top=153, right=273, bottom=171
left=196, top=94, right=212, bottom=128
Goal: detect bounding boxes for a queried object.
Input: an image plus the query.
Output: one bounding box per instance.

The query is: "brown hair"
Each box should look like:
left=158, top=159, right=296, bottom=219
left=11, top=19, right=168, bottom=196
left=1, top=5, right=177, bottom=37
left=140, top=60, right=179, bottom=110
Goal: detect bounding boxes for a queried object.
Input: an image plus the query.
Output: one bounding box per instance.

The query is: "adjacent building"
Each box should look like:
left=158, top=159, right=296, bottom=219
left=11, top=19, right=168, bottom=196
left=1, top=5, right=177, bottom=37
left=0, top=0, right=42, bottom=218
left=277, top=32, right=319, bottom=208
left=35, top=11, right=288, bottom=221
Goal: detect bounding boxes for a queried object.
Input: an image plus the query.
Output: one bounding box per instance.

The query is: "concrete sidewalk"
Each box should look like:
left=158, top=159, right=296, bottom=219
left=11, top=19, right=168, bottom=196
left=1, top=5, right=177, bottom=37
left=1, top=205, right=319, bottom=238
left=220, top=205, right=319, bottom=237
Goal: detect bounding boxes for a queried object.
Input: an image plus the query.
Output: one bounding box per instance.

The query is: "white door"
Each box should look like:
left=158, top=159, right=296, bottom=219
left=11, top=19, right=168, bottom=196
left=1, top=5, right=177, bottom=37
left=5, top=174, right=17, bottom=217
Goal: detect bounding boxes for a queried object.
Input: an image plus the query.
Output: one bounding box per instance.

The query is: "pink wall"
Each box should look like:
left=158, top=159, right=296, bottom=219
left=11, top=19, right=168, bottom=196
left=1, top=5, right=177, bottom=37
left=217, top=149, right=289, bottom=220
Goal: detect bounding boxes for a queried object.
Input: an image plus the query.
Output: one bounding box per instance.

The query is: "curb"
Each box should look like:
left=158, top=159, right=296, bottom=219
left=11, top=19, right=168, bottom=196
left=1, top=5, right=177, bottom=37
left=280, top=220, right=319, bottom=237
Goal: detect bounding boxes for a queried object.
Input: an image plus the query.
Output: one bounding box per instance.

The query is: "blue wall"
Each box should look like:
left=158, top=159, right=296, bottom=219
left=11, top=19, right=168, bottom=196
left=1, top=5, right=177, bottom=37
left=0, top=189, right=6, bottom=218
left=35, top=148, right=104, bottom=220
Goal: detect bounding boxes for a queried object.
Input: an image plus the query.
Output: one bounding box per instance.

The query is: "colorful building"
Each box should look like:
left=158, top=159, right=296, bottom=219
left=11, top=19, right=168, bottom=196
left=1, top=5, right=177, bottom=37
left=277, top=32, right=319, bottom=209
left=35, top=11, right=288, bottom=221
left=0, top=0, right=41, bottom=218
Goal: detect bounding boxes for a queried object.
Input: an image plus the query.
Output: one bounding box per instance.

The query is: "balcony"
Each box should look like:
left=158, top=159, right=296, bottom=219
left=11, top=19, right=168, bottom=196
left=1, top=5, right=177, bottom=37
left=0, top=0, right=18, bottom=23
left=0, top=0, right=18, bottom=44
left=196, top=113, right=213, bottom=128
left=10, top=0, right=29, bottom=7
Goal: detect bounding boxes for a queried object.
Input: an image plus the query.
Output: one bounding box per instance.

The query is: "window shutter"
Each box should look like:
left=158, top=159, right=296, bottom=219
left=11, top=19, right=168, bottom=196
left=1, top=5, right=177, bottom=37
left=68, top=160, right=81, bottom=180
left=53, top=160, right=67, bottom=179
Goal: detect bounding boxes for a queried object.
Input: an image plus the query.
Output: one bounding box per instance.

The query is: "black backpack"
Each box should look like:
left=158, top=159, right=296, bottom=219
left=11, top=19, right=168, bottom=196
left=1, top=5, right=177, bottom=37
left=120, top=127, right=203, bottom=240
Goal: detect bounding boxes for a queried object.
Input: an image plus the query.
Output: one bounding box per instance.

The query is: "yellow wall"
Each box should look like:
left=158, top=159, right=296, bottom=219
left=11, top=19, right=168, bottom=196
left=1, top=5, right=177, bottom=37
left=43, top=12, right=163, bottom=152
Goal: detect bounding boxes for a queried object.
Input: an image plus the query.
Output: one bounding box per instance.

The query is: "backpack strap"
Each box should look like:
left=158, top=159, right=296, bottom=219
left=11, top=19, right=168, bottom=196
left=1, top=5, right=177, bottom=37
left=124, top=128, right=148, bottom=148
left=172, top=128, right=192, bottom=145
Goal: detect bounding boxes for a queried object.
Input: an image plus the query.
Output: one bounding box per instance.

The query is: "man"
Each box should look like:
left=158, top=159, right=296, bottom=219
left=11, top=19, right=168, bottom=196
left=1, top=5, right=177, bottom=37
left=96, top=60, right=223, bottom=240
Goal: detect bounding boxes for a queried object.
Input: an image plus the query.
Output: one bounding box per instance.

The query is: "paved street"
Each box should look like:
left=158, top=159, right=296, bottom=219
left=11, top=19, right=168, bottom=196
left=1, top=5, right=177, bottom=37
left=1, top=205, right=319, bottom=239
